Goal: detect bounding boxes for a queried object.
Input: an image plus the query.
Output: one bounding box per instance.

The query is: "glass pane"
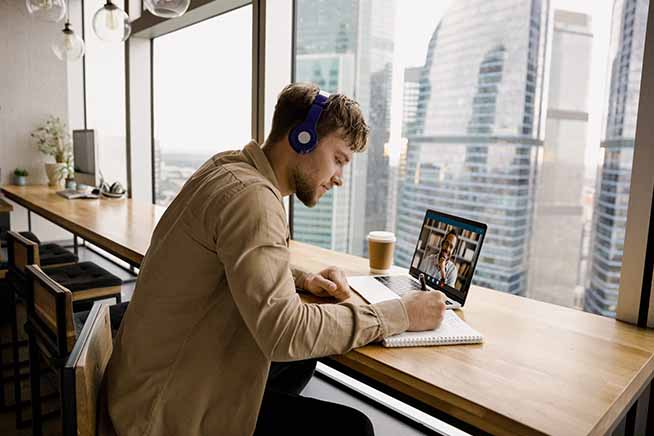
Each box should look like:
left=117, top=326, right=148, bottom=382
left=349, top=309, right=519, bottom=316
left=291, top=0, right=649, bottom=317
left=153, top=5, right=252, bottom=206
left=84, top=0, right=128, bottom=186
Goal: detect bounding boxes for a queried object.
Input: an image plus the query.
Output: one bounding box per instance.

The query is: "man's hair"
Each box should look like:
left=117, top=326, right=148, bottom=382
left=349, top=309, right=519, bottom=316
left=267, top=83, right=369, bottom=152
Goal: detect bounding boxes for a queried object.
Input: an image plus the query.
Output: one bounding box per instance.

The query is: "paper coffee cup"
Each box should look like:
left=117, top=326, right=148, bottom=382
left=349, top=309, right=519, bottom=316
left=367, top=231, right=396, bottom=274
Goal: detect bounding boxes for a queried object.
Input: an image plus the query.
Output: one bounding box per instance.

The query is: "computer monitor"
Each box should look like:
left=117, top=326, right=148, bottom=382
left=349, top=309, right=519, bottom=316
left=72, top=129, right=99, bottom=187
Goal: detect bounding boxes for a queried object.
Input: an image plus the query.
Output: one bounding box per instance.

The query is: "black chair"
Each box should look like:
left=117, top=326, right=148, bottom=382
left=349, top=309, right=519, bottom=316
left=5, top=231, right=122, bottom=428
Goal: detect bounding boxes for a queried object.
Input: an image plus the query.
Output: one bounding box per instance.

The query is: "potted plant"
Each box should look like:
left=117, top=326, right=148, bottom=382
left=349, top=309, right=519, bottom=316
left=63, top=156, right=76, bottom=190
left=31, top=116, right=72, bottom=187
left=13, top=168, right=28, bottom=186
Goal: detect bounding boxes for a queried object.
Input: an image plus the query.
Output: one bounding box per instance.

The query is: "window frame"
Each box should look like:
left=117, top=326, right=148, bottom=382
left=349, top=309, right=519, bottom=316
left=119, top=0, right=654, bottom=326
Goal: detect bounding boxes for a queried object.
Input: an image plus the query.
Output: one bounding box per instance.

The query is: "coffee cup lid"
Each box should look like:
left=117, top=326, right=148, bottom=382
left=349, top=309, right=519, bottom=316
left=367, top=231, right=396, bottom=242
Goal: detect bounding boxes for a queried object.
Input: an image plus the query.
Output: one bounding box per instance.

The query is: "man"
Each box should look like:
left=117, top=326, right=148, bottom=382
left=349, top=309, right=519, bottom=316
left=420, top=231, right=459, bottom=287
left=102, top=83, right=446, bottom=436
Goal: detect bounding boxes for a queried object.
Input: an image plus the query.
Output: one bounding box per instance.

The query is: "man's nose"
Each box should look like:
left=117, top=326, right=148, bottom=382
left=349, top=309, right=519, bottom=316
left=332, top=175, right=343, bottom=187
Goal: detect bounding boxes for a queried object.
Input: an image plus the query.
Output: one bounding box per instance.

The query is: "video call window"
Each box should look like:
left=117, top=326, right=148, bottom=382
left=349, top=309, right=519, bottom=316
left=411, top=216, right=483, bottom=293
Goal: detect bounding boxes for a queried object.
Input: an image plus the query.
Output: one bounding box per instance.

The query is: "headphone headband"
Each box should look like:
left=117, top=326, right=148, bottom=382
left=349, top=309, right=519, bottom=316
left=289, top=89, right=330, bottom=154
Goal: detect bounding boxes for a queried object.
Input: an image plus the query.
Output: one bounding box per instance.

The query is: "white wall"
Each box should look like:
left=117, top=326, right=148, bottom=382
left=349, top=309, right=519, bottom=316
left=0, top=0, right=74, bottom=240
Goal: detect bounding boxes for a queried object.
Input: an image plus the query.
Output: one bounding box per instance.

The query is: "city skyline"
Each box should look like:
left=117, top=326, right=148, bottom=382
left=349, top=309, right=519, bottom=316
left=150, top=0, right=647, bottom=318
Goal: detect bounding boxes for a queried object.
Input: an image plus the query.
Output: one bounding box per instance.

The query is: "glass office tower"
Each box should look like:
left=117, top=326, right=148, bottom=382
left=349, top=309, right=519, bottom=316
left=584, top=0, right=649, bottom=316
left=293, top=0, right=395, bottom=255
left=528, top=10, right=592, bottom=308
left=396, top=0, right=549, bottom=295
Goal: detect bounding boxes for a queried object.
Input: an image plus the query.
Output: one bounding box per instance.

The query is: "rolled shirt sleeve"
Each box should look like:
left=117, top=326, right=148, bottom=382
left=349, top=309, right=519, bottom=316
left=216, top=185, right=409, bottom=362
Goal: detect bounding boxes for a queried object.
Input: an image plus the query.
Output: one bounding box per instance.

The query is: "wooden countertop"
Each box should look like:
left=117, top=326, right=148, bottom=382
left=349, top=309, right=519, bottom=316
left=2, top=184, right=163, bottom=266
left=0, top=195, right=13, bottom=213
left=4, top=184, right=654, bottom=435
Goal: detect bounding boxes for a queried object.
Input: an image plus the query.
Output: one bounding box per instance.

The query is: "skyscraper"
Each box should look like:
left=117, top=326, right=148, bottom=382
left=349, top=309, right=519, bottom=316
left=396, top=0, right=549, bottom=296
left=528, top=10, right=592, bottom=308
left=293, top=0, right=395, bottom=255
left=402, top=67, right=422, bottom=138
left=585, top=0, right=649, bottom=316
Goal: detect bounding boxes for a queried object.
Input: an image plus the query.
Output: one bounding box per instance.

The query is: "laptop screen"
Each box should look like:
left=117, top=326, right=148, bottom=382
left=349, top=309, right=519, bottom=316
left=409, top=209, right=487, bottom=304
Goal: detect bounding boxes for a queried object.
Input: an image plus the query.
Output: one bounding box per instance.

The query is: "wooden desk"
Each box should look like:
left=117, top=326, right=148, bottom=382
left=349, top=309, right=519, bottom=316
left=3, top=185, right=654, bottom=435
left=1, top=185, right=162, bottom=266
left=0, top=194, right=14, bottom=241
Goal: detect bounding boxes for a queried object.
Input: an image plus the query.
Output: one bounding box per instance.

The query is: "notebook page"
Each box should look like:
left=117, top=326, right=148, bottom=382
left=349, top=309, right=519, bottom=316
left=383, top=310, right=483, bottom=347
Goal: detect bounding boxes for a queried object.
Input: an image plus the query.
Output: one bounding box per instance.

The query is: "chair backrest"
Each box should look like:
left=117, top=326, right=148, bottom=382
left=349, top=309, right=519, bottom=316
left=63, top=302, right=113, bottom=436
left=25, top=264, right=75, bottom=357
left=7, top=231, right=41, bottom=275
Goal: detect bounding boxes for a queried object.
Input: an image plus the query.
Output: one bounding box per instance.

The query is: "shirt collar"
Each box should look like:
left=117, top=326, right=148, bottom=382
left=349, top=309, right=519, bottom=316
left=242, top=141, right=282, bottom=197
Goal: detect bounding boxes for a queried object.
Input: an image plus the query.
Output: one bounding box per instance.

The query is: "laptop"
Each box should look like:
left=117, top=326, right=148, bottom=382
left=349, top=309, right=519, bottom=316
left=349, top=209, right=487, bottom=309
left=57, top=189, right=100, bottom=199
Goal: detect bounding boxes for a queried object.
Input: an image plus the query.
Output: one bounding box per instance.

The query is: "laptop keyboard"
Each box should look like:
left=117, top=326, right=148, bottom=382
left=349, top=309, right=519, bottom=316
left=373, top=275, right=453, bottom=305
left=373, top=276, right=424, bottom=295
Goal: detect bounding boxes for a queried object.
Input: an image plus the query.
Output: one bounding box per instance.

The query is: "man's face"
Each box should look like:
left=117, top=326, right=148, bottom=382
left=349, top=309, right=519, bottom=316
left=439, top=234, right=458, bottom=262
left=292, top=130, right=353, bottom=207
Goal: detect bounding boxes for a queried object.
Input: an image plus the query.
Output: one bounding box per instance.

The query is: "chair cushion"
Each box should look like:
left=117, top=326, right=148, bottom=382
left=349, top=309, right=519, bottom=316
left=44, top=262, right=122, bottom=291
left=40, top=243, right=79, bottom=266
left=74, top=302, right=129, bottom=336
left=19, top=231, right=40, bottom=244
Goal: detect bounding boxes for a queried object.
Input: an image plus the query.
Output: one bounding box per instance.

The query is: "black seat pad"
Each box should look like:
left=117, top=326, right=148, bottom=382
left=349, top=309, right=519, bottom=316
left=73, top=302, right=130, bottom=336
left=44, top=262, right=122, bottom=291
left=40, top=244, right=79, bottom=266
left=17, top=231, right=79, bottom=266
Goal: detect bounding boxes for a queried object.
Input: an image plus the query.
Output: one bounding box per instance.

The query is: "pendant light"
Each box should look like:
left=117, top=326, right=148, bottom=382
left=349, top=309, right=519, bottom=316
left=26, top=0, right=66, bottom=22
left=144, top=0, right=190, bottom=18
left=92, top=1, right=131, bottom=42
left=51, top=1, right=84, bottom=61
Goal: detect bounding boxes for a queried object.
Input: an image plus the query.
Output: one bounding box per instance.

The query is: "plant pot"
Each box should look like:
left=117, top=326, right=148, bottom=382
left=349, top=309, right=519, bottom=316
left=14, top=176, right=27, bottom=186
left=45, top=163, right=66, bottom=187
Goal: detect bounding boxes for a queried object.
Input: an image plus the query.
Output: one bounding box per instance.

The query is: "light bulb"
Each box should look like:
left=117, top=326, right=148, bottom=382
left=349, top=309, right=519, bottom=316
left=26, top=0, right=66, bottom=22
left=144, top=0, right=190, bottom=18
left=92, top=1, right=131, bottom=42
left=52, top=22, right=85, bottom=61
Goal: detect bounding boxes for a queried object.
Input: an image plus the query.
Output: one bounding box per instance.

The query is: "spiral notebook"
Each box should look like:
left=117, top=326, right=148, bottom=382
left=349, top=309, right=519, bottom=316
left=383, top=310, right=483, bottom=348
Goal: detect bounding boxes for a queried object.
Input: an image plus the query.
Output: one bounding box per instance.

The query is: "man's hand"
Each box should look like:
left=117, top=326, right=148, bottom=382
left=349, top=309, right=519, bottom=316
left=438, top=256, right=447, bottom=279
left=302, top=267, right=352, bottom=301
left=401, top=291, right=446, bottom=331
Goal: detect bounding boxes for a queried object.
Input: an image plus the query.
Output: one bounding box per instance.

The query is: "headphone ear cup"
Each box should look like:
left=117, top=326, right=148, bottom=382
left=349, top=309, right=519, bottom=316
left=289, top=124, right=317, bottom=154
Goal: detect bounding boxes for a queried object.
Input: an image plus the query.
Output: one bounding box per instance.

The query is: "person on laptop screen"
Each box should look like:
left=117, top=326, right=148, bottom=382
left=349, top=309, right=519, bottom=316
left=420, top=230, right=459, bottom=287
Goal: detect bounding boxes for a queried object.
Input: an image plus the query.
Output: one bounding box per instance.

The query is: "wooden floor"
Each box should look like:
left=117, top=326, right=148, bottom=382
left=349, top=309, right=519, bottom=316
left=1, top=243, right=434, bottom=436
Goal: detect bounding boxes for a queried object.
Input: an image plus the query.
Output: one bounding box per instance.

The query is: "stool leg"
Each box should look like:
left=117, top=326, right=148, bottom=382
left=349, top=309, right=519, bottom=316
left=10, top=289, right=24, bottom=427
left=28, top=323, right=42, bottom=436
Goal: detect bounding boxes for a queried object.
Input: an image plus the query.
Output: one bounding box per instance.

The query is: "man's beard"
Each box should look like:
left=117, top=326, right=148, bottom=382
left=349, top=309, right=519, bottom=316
left=293, top=166, right=319, bottom=208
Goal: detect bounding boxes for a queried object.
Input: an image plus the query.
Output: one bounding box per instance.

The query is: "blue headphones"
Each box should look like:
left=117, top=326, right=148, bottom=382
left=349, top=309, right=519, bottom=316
left=288, top=89, right=330, bottom=154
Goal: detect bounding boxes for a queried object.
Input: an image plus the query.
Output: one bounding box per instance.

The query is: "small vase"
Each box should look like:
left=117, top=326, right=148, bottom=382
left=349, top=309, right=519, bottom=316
left=14, top=176, right=27, bottom=186
left=45, top=163, right=66, bottom=187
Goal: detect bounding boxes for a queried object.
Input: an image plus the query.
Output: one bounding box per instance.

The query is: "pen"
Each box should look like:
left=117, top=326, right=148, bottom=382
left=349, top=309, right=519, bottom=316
left=419, top=273, right=427, bottom=291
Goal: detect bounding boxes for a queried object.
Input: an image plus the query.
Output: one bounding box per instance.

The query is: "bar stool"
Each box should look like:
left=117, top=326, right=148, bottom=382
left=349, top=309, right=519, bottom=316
left=5, top=231, right=122, bottom=428
left=24, top=265, right=94, bottom=436
left=25, top=266, right=128, bottom=436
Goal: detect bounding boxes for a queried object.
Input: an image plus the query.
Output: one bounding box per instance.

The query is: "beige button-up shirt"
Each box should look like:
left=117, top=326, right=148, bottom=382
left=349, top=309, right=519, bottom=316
left=103, top=141, right=409, bottom=436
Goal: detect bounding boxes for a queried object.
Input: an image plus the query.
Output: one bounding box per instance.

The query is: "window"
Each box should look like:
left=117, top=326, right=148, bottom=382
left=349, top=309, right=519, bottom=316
left=152, top=5, right=252, bottom=206
left=83, top=0, right=127, bottom=186
left=291, top=0, right=650, bottom=317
